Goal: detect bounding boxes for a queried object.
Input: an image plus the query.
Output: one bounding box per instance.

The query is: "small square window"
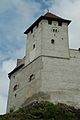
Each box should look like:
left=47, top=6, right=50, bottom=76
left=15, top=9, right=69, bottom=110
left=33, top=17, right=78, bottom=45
left=48, top=20, right=52, bottom=25
left=51, top=39, right=55, bottom=44
left=33, top=44, right=35, bottom=49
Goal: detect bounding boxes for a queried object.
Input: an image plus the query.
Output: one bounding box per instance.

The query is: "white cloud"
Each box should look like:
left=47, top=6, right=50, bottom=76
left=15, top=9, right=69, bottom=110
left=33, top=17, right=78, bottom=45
left=0, top=96, right=7, bottom=115
left=2, top=59, right=16, bottom=73
left=0, top=59, right=16, bottom=115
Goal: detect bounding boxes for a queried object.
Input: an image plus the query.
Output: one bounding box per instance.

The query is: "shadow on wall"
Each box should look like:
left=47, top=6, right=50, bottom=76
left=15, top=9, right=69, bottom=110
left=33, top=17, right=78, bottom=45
left=22, top=91, right=50, bottom=108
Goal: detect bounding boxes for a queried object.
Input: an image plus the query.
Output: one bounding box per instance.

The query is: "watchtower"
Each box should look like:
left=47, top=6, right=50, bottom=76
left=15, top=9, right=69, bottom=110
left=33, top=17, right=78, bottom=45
left=24, top=12, right=71, bottom=64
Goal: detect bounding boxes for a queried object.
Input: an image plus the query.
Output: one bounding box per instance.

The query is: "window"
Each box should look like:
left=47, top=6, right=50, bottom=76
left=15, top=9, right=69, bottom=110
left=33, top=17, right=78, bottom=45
left=29, top=74, right=35, bottom=82
left=53, top=29, right=57, bottom=32
left=58, top=22, right=62, bottom=26
left=51, top=39, right=55, bottom=44
left=33, top=44, right=35, bottom=49
left=13, top=84, right=19, bottom=91
left=48, top=20, right=52, bottom=25
left=15, top=94, right=17, bottom=98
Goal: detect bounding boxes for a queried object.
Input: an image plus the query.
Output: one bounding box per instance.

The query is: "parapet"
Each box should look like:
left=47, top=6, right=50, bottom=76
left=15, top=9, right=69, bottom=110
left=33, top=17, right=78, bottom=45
left=70, top=48, right=80, bottom=59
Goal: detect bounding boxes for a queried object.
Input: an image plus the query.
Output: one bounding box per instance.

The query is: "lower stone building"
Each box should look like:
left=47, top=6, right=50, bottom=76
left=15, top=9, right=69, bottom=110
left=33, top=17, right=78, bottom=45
left=7, top=12, right=80, bottom=112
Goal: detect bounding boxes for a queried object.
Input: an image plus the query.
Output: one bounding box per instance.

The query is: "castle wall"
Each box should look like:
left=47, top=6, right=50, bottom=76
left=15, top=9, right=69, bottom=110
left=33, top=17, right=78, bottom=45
left=70, top=49, right=80, bottom=59
left=7, top=57, right=43, bottom=112
left=7, top=49, right=80, bottom=112
left=7, top=12, right=80, bottom=112
left=41, top=53, right=80, bottom=108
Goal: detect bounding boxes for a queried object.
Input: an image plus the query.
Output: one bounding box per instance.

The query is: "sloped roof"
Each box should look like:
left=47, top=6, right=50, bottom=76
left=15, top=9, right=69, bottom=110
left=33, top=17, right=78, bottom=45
left=44, top=12, right=63, bottom=19
left=24, top=12, right=71, bottom=34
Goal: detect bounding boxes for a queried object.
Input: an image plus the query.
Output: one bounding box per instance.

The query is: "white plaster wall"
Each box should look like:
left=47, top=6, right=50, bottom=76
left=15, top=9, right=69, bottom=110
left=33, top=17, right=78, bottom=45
left=41, top=56, right=80, bottom=108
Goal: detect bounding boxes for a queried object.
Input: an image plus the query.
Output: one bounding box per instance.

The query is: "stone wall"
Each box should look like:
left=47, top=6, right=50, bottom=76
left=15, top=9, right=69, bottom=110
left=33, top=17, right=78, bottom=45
left=41, top=54, right=80, bottom=108
left=7, top=57, right=43, bottom=112
left=7, top=49, right=80, bottom=112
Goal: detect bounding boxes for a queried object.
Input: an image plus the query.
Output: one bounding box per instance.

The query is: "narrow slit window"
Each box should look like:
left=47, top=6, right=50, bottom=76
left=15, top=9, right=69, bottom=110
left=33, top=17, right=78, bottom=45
left=53, top=29, right=57, bottom=32
left=15, top=94, right=17, bottom=98
left=33, top=44, right=35, bottom=49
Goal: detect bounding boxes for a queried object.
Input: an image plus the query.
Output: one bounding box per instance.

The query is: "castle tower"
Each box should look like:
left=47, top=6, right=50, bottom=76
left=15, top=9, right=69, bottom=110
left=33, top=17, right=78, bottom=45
left=24, top=12, right=71, bottom=64
left=7, top=12, right=80, bottom=113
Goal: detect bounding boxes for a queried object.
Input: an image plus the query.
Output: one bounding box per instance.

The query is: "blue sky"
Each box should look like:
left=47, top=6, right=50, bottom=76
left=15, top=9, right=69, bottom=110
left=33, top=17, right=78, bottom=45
left=0, top=0, right=80, bottom=115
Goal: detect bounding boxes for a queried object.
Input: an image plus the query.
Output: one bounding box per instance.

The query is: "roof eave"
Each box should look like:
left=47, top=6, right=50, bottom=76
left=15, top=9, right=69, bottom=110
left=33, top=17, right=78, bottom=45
left=24, top=16, right=43, bottom=34
left=8, top=64, right=24, bottom=79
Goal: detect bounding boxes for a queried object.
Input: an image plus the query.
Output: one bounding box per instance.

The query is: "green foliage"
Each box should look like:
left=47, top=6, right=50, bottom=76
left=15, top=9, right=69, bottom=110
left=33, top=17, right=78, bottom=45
left=9, top=108, right=14, bottom=113
left=0, top=101, right=80, bottom=120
